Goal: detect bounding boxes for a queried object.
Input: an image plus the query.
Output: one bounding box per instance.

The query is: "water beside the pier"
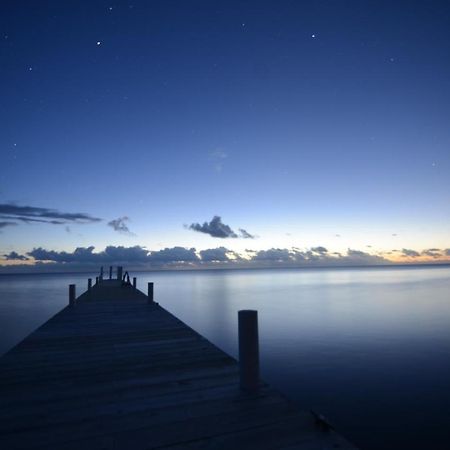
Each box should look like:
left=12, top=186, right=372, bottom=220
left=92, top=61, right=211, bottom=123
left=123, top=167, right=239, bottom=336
left=0, top=266, right=449, bottom=449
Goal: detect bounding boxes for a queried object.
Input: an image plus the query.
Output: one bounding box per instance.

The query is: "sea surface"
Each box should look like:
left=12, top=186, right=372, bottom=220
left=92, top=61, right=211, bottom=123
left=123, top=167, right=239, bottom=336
left=1, top=266, right=449, bottom=449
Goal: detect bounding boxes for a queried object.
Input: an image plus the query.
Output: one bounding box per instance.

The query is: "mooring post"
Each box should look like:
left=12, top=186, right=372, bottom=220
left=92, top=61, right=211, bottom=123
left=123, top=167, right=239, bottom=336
left=117, top=266, right=123, bottom=281
left=69, top=284, right=76, bottom=306
left=148, top=282, right=154, bottom=303
left=88, top=278, right=92, bottom=290
left=95, top=276, right=99, bottom=284
left=100, top=266, right=104, bottom=282
left=238, top=310, right=260, bottom=392
left=109, top=265, right=112, bottom=279
left=133, top=277, right=137, bottom=288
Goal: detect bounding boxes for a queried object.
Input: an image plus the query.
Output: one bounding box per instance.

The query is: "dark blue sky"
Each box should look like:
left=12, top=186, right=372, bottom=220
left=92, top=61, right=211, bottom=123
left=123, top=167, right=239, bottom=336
left=1, top=0, right=450, bottom=266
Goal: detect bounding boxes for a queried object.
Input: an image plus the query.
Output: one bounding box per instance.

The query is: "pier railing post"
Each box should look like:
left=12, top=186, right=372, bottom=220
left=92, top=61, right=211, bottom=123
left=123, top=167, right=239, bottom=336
left=100, top=266, right=104, bottom=282
left=133, top=277, right=137, bottom=289
left=148, top=282, right=154, bottom=303
left=88, top=278, right=92, bottom=291
left=117, top=266, right=123, bottom=281
left=95, top=276, right=99, bottom=284
left=238, top=310, right=260, bottom=392
left=109, top=266, right=112, bottom=279
left=69, top=284, right=76, bottom=306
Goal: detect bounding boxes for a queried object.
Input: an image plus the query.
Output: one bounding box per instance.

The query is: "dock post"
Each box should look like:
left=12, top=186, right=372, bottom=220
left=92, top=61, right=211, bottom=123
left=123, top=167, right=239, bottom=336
left=238, top=310, right=260, bottom=392
left=95, top=276, right=99, bottom=284
left=117, top=266, right=123, bottom=281
left=109, top=266, right=112, bottom=279
left=88, top=278, right=92, bottom=290
left=69, top=284, right=76, bottom=306
left=133, top=277, right=137, bottom=288
left=148, top=282, right=154, bottom=303
left=100, top=266, right=104, bottom=282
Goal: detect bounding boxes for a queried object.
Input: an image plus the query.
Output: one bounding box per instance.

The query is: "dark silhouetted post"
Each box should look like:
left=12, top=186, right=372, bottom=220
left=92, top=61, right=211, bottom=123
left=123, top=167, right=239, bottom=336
left=148, top=282, right=154, bottom=303
left=109, top=266, right=112, bottom=279
left=69, top=284, right=76, bottom=306
left=100, top=266, right=104, bottom=281
left=95, top=276, right=99, bottom=284
left=238, top=310, right=259, bottom=392
left=133, top=277, right=137, bottom=288
left=117, top=266, right=123, bottom=281
left=88, top=278, right=92, bottom=290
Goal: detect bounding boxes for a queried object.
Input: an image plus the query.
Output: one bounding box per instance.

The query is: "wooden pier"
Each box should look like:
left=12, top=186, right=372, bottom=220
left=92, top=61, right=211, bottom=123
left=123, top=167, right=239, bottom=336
left=0, top=273, right=357, bottom=449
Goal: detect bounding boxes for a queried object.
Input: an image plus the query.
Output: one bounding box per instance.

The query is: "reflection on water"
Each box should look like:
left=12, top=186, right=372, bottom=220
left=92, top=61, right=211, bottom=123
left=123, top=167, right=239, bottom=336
left=1, top=266, right=450, bottom=449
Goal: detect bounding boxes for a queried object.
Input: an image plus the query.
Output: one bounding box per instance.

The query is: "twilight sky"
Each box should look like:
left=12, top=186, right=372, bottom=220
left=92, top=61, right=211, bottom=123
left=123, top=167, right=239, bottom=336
left=1, top=0, right=450, bottom=270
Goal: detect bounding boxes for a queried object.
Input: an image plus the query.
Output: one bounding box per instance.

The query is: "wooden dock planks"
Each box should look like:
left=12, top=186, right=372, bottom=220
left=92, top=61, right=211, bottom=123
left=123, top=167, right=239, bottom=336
left=0, top=279, right=357, bottom=449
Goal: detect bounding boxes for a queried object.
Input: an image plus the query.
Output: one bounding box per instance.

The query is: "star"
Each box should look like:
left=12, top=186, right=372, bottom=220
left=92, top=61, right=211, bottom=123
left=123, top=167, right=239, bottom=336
left=28, top=66, right=33, bottom=71
left=311, top=34, right=316, bottom=38
left=96, top=41, right=102, bottom=46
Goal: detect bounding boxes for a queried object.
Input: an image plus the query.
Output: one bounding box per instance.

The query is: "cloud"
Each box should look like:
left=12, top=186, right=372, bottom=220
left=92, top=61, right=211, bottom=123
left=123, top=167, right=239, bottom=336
left=238, top=228, right=256, bottom=239
left=2, top=251, right=29, bottom=261
left=344, top=249, right=387, bottom=265
left=188, top=216, right=255, bottom=239
left=6, top=243, right=449, bottom=274
left=28, top=245, right=149, bottom=263
left=189, top=216, right=238, bottom=238
left=26, top=245, right=198, bottom=265
left=401, top=248, right=420, bottom=257
left=108, top=216, right=135, bottom=235
left=0, top=203, right=101, bottom=227
left=102, top=245, right=149, bottom=262
left=149, top=247, right=199, bottom=263
left=199, top=247, right=241, bottom=262
left=253, top=248, right=293, bottom=262
left=251, top=247, right=388, bottom=266
left=421, top=248, right=442, bottom=258
left=0, top=221, right=17, bottom=229
left=28, top=246, right=97, bottom=263
left=311, top=246, right=328, bottom=254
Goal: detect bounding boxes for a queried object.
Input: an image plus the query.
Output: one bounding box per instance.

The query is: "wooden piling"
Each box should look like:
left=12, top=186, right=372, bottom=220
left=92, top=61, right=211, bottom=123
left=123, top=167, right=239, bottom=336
left=95, top=276, right=99, bottom=284
left=148, top=282, right=154, bottom=303
left=88, top=278, right=92, bottom=290
left=133, top=277, right=137, bottom=288
left=117, top=266, right=123, bottom=281
left=69, top=284, right=76, bottom=306
left=109, top=265, right=112, bottom=279
left=238, top=310, right=260, bottom=392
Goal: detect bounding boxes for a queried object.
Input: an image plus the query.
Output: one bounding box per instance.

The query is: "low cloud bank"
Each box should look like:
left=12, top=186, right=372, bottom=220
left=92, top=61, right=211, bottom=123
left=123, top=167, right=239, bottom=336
left=1, top=245, right=395, bottom=272
left=400, top=248, right=448, bottom=259
left=2, top=245, right=449, bottom=273
left=3, top=251, right=29, bottom=261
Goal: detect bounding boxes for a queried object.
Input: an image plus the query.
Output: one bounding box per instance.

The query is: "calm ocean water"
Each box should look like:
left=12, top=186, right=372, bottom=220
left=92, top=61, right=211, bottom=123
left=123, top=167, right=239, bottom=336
left=1, top=266, right=449, bottom=449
